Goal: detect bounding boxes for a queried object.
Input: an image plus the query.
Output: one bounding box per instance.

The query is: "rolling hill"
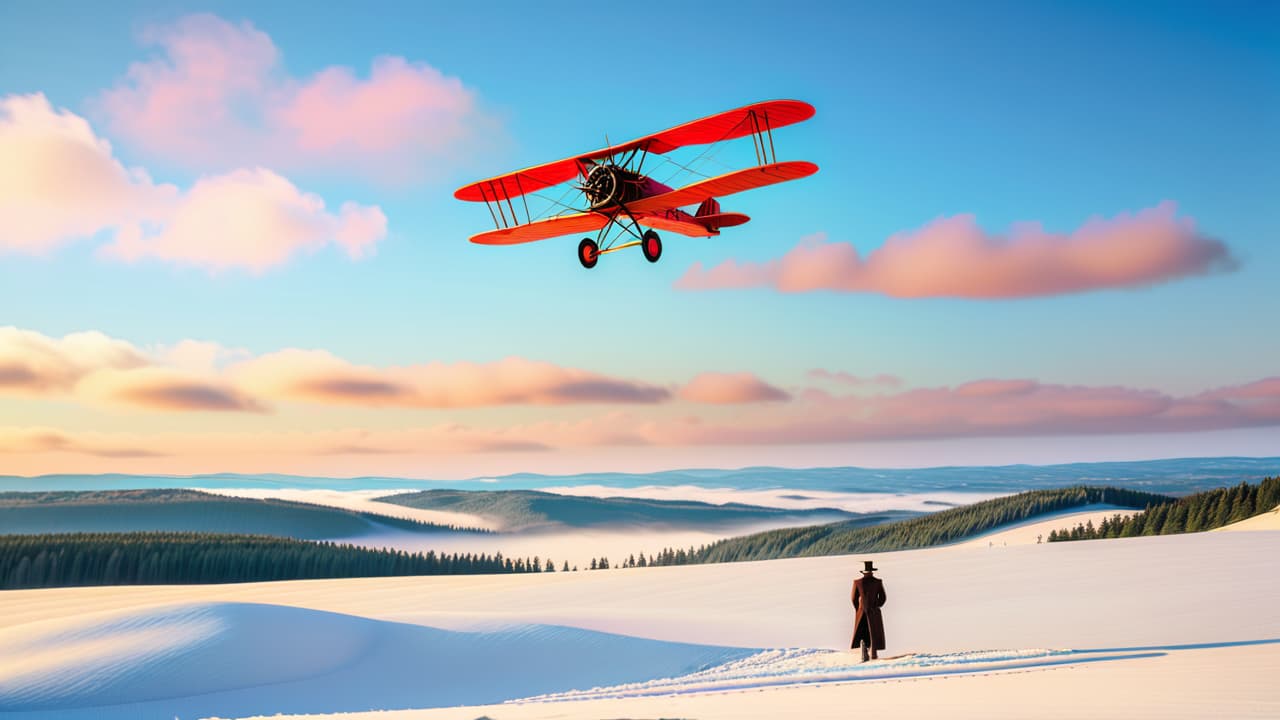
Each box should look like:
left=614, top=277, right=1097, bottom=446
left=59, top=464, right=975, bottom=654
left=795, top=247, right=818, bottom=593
left=660, top=486, right=1175, bottom=564
left=375, top=489, right=882, bottom=532
left=0, top=489, right=483, bottom=540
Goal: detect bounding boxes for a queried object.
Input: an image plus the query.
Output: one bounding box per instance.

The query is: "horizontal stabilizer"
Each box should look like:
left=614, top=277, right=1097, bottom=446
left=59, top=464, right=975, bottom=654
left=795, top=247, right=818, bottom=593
left=697, top=212, right=750, bottom=230
left=637, top=210, right=750, bottom=238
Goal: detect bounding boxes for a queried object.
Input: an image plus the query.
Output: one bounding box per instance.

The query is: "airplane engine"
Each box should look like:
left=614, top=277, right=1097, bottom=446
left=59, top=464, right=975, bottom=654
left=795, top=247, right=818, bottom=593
left=583, top=163, right=645, bottom=210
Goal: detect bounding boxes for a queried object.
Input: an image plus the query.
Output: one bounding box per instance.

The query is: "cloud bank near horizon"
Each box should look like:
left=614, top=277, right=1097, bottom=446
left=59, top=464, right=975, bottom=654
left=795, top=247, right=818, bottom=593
left=0, top=327, right=680, bottom=412
left=2, top=372, right=1276, bottom=465
left=0, top=327, right=808, bottom=414
left=2, top=328, right=1278, bottom=466
left=676, top=204, right=1234, bottom=298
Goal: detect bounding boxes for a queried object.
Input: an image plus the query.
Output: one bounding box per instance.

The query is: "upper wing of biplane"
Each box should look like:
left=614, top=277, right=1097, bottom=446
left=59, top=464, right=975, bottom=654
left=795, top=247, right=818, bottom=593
left=454, top=99, right=815, bottom=202
left=468, top=212, right=610, bottom=245
left=626, top=161, right=819, bottom=215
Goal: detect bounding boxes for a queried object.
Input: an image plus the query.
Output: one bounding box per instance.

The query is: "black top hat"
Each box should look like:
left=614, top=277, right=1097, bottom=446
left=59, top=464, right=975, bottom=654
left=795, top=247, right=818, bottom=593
left=861, top=560, right=878, bottom=573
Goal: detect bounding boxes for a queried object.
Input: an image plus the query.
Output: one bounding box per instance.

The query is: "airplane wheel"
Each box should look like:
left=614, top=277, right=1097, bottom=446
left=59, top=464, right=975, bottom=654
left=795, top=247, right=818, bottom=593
left=641, top=230, right=662, bottom=263
left=578, top=238, right=599, bottom=269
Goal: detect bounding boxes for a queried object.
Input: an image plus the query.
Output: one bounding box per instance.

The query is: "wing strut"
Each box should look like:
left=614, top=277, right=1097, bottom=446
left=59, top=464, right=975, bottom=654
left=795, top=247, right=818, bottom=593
left=479, top=179, right=535, bottom=232
left=478, top=184, right=501, bottom=229
left=747, top=109, right=780, bottom=166
left=514, top=175, right=531, bottom=224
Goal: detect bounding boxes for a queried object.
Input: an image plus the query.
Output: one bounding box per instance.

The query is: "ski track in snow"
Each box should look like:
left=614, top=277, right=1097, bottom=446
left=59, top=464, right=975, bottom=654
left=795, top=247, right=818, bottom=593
left=511, top=646, right=1154, bottom=702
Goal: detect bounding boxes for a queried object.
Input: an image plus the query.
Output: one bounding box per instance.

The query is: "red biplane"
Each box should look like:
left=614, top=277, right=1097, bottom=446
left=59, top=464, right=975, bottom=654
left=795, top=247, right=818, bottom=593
left=454, top=100, right=818, bottom=268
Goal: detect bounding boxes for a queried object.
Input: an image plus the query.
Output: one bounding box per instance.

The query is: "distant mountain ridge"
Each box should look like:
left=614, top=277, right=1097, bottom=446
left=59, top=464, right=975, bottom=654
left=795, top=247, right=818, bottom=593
left=1, top=457, right=1275, bottom=495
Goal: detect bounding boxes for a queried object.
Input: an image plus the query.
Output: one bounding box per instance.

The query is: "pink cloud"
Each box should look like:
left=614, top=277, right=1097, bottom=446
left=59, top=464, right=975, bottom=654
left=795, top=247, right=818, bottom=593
left=0, top=327, right=147, bottom=392
left=954, top=379, right=1039, bottom=397
left=806, top=369, right=903, bottom=390
left=0, top=427, right=163, bottom=458
left=0, top=93, right=385, bottom=270
left=1195, top=378, right=1280, bottom=423
left=1202, top=377, right=1280, bottom=401
left=0, top=328, right=262, bottom=413
left=232, top=350, right=670, bottom=408
left=102, top=168, right=387, bottom=272
left=116, top=381, right=262, bottom=412
left=661, top=379, right=1280, bottom=447
left=95, top=14, right=490, bottom=183
left=0, top=327, right=670, bottom=411
left=79, top=368, right=266, bottom=413
left=679, top=372, right=791, bottom=404
left=676, top=204, right=1235, bottom=298
left=0, top=93, right=175, bottom=254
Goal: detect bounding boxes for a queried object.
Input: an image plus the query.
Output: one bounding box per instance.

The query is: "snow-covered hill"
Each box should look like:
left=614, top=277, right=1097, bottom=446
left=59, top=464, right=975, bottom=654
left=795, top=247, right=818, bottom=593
left=0, top=522, right=1276, bottom=719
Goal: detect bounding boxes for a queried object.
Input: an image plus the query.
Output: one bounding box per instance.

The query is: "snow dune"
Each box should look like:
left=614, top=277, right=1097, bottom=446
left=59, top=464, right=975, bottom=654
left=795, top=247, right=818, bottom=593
left=0, top=603, right=751, bottom=718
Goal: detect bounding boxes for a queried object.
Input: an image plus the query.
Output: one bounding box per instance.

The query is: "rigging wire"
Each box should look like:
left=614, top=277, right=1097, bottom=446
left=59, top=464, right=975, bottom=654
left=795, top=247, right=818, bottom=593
left=530, top=185, right=586, bottom=219
left=655, top=114, right=753, bottom=187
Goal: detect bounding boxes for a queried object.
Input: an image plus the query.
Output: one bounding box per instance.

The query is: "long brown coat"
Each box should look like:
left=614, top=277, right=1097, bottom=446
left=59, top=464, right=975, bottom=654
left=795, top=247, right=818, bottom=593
left=850, top=574, right=887, bottom=651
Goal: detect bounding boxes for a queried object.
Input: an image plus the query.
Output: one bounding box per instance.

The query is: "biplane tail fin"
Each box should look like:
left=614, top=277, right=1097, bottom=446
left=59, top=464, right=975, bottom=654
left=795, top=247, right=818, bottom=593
left=693, top=198, right=749, bottom=232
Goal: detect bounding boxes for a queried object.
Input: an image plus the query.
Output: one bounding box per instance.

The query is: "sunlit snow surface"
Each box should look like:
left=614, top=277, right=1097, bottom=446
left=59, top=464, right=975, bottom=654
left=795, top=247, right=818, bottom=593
left=1, top=517, right=1276, bottom=719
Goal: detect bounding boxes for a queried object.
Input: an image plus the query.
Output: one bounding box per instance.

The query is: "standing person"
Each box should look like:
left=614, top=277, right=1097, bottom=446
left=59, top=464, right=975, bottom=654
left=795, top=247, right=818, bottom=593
left=851, top=560, right=887, bottom=662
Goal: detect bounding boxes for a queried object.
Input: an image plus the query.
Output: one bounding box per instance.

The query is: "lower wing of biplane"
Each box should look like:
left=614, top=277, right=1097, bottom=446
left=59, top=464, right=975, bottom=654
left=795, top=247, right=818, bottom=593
left=454, top=100, right=818, bottom=269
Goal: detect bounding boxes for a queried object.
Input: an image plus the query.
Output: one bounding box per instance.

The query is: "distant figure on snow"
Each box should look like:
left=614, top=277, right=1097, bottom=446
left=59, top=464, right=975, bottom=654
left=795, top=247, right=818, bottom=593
left=851, top=560, right=887, bottom=662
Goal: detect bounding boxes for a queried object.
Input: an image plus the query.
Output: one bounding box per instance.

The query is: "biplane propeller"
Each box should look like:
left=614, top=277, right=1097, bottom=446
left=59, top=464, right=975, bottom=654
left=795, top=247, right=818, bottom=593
left=454, top=100, right=818, bottom=269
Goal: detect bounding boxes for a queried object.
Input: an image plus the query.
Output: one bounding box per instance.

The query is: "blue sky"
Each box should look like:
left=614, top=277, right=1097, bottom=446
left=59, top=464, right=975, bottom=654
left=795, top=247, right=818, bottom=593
left=0, top=1, right=1276, bottom=476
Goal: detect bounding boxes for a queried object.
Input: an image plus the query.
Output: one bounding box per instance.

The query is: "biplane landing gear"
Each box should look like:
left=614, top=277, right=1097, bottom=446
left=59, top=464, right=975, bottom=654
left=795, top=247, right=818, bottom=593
left=578, top=238, right=599, bottom=269
left=641, top=230, right=662, bottom=263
